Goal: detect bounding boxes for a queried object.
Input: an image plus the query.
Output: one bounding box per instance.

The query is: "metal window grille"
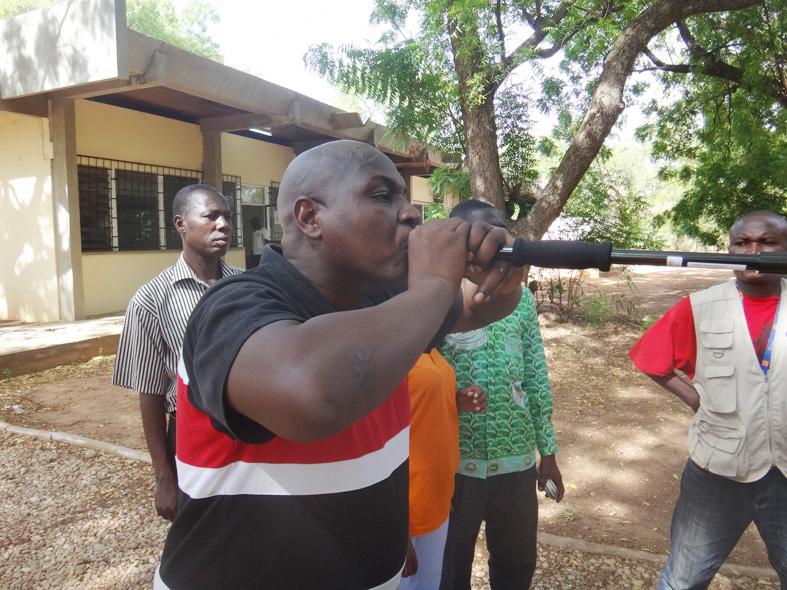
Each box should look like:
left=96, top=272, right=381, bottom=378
left=76, top=156, right=242, bottom=252
left=115, top=168, right=160, bottom=251
left=78, top=164, right=113, bottom=251
left=222, top=175, right=242, bottom=248
left=266, top=181, right=282, bottom=241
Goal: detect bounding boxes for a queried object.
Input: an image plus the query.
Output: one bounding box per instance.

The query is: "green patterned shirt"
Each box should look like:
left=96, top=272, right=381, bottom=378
left=440, top=289, right=558, bottom=478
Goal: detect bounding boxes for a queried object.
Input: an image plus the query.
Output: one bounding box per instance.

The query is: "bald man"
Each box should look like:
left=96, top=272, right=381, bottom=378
left=630, top=211, right=787, bottom=589
left=154, top=140, right=524, bottom=590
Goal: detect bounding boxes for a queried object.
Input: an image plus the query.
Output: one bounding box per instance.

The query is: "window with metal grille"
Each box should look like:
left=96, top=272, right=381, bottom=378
left=78, top=164, right=112, bottom=251
left=266, top=181, right=282, bottom=241
left=116, top=169, right=159, bottom=251
left=76, top=156, right=241, bottom=252
left=223, top=175, right=242, bottom=248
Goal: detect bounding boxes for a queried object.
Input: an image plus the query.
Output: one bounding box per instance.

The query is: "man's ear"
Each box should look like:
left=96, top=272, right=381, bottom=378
left=293, top=197, right=322, bottom=239
left=174, top=215, right=185, bottom=234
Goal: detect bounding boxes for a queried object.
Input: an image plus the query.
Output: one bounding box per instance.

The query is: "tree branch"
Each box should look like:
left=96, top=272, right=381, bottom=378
left=671, top=18, right=787, bottom=108
left=516, top=0, right=763, bottom=241
left=495, top=0, right=509, bottom=66
left=643, top=48, right=692, bottom=73
left=496, top=1, right=573, bottom=79
left=502, top=2, right=627, bottom=73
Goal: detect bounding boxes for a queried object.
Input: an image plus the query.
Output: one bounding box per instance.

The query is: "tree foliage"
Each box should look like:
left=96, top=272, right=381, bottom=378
left=0, top=0, right=56, bottom=19
left=127, top=0, right=222, bottom=63
left=307, top=0, right=763, bottom=242
left=637, top=3, right=787, bottom=245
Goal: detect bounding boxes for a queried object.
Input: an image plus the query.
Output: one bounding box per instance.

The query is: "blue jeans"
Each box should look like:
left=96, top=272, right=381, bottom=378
left=658, top=459, right=787, bottom=590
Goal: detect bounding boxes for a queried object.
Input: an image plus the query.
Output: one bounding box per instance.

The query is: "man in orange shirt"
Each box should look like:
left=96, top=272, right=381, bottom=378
left=401, top=349, right=487, bottom=589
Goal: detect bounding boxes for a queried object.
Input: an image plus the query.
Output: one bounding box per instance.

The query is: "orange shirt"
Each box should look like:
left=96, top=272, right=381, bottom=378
left=407, top=349, right=460, bottom=536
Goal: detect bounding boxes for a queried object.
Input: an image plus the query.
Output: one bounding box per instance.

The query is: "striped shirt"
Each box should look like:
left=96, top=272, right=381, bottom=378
left=112, top=254, right=242, bottom=412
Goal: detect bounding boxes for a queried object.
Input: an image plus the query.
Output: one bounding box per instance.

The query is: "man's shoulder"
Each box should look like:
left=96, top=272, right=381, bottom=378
left=194, top=257, right=308, bottom=319
left=129, top=265, right=179, bottom=307
left=513, top=289, right=536, bottom=316
left=221, top=262, right=244, bottom=277
left=689, top=280, right=737, bottom=307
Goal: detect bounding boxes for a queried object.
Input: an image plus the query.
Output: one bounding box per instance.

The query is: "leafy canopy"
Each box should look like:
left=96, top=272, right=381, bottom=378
left=638, top=3, right=786, bottom=245
left=305, top=0, right=547, bottom=216
left=127, top=0, right=223, bottom=63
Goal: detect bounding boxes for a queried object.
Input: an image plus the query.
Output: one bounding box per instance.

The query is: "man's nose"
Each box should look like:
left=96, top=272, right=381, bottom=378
left=399, top=200, right=422, bottom=227
left=745, top=241, right=763, bottom=254
left=216, top=215, right=231, bottom=231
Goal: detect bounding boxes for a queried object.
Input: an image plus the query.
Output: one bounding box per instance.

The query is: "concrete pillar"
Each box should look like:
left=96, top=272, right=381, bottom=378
left=202, top=130, right=222, bottom=190
left=49, top=97, right=85, bottom=321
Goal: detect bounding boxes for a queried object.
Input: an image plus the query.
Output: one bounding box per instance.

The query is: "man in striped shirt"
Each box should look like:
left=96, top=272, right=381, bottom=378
left=112, top=184, right=242, bottom=521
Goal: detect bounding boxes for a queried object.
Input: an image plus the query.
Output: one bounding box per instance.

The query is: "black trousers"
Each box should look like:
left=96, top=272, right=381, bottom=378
left=440, top=469, right=539, bottom=590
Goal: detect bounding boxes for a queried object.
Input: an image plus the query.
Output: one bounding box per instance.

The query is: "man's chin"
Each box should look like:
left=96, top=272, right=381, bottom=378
left=734, top=269, right=774, bottom=284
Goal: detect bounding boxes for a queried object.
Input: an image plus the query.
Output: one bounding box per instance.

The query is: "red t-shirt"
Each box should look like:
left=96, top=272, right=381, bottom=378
left=629, top=293, right=780, bottom=378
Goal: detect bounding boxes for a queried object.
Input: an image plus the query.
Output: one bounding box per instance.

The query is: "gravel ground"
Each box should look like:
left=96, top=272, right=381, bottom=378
left=0, top=431, right=166, bottom=589
left=0, top=430, right=776, bottom=589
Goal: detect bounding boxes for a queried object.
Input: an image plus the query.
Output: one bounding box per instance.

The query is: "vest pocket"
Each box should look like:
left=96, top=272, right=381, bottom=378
left=695, top=364, right=736, bottom=413
left=699, top=319, right=733, bottom=363
left=689, top=419, right=745, bottom=478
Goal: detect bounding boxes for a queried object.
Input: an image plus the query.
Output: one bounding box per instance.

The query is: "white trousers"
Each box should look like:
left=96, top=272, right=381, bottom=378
left=398, top=517, right=450, bottom=590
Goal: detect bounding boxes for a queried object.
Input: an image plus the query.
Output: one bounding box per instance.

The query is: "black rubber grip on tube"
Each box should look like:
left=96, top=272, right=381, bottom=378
left=510, top=239, right=613, bottom=271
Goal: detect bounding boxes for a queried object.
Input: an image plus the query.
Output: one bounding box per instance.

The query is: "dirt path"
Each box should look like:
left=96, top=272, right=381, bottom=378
left=0, top=266, right=776, bottom=580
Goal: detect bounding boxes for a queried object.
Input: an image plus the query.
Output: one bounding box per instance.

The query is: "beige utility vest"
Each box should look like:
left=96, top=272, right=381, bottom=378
left=688, top=278, right=787, bottom=483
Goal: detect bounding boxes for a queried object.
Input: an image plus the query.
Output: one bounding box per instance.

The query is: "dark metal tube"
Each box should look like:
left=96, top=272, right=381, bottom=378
left=496, top=242, right=787, bottom=274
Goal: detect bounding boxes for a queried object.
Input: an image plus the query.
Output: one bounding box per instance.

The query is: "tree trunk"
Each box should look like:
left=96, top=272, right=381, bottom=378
left=463, top=97, right=506, bottom=212
left=515, top=0, right=762, bottom=241
left=446, top=2, right=507, bottom=213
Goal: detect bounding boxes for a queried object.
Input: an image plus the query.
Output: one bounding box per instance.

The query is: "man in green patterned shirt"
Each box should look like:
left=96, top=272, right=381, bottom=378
left=439, top=200, right=564, bottom=590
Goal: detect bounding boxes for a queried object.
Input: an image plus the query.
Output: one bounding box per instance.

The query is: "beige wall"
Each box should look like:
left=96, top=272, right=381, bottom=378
left=221, top=133, right=294, bottom=187
left=0, top=111, right=59, bottom=322
left=73, top=102, right=285, bottom=316
left=443, top=191, right=461, bottom=211
left=410, top=176, right=434, bottom=205
left=75, top=100, right=203, bottom=170
left=83, top=249, right=244, bottom=317
left=75, top=99, right=212, bottom=317
left=4, top=99, right=448, bottom=321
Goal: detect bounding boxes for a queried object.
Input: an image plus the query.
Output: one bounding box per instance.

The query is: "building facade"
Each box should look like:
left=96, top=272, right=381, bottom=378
left=0, top=0, right=449, bottom=323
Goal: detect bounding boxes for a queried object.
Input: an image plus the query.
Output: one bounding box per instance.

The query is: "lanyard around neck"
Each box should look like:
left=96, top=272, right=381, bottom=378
left=739, top=290, right=781, bottom=375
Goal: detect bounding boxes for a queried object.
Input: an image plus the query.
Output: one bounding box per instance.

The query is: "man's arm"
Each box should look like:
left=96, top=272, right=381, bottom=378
left=113, top=298, right=179, bottom=520
left=139, top=393, right=178, bottom=521
left=629, top=297, right=699, bottom=412
left=226, top=219, right=473, bottom=443
left=516, top=290, right=564, bottom=501
left=646, top=372, right=700, bottom=412
left=454, top=277, right=522, bottom=332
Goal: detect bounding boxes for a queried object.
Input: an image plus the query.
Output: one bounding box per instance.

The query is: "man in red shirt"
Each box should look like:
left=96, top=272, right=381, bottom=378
left=629, top=211, right=787, bottom=589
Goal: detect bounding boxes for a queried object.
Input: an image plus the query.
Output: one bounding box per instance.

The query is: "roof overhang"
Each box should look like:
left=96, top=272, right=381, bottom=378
left=0, top=0, right=445, bottom=168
